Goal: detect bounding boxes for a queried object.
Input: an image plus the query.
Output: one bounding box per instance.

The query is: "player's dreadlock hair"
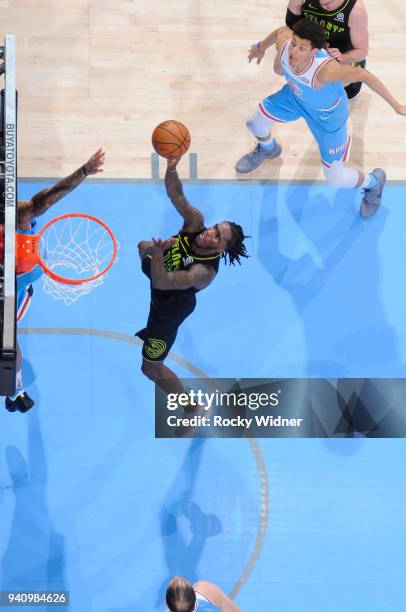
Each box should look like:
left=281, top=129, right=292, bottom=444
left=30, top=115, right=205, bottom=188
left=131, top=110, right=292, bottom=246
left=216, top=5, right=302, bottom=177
left=222, top=221, right=249, bottom=266
left=166, top=578, right=196, bottom=612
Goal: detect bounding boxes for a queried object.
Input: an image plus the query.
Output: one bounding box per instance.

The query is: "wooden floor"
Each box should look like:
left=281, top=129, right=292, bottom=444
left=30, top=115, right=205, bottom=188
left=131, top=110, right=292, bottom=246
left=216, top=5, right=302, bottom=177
left=1, top=0, right=406, bottom=180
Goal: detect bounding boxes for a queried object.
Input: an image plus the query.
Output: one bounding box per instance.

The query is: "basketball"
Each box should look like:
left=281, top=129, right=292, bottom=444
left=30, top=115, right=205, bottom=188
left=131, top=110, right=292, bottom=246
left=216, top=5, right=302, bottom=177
left=151, top=120, right=191, bottom=159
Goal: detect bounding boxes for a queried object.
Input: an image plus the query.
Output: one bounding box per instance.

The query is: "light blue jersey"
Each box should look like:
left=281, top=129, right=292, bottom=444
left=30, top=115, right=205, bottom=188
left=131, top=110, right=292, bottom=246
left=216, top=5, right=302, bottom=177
left=196, top=603, right=218, bottom=611
left=279, top=38, right=348, bottom=127
left=261, top=38, right=351, bottom=166
left=195, top=590, right=219, bottom=611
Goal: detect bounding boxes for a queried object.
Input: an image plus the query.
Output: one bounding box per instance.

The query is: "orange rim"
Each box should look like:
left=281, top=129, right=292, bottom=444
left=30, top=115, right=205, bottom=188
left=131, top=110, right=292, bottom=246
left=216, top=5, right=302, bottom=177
left=18, top=213, right=117, bottom=285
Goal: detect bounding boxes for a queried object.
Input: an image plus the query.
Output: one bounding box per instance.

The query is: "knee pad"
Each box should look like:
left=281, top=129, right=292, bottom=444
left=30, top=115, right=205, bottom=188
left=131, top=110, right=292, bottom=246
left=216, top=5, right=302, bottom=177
left=246, top=107, right=274, bottom=138
left=322, top=160, right=359, bottom=188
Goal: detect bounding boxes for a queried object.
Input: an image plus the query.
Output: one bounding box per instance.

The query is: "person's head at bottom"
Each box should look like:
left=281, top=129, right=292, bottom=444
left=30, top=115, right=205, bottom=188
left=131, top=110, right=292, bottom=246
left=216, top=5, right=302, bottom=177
left=166, top=577, right=196, bottom=612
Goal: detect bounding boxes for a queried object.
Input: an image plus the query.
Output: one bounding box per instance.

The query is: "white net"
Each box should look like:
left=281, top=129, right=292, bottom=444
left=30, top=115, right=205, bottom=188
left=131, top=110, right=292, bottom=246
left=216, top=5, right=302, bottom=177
left=39, top=215, right=116, bottom=305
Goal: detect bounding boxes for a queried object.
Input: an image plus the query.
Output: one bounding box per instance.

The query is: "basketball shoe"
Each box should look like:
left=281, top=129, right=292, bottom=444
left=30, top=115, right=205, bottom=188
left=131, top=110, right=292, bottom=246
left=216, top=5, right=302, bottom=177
left=235, top=141, right=282, bottom=173
left=360, top=168, right=386, bottom=218
left=5, top=390, right=34, bottom=413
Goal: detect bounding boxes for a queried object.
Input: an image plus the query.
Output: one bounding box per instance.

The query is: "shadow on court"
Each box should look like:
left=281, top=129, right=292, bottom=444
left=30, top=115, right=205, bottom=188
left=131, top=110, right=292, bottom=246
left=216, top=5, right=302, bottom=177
left=108, top=439, right=222, bottom=612
left=0, top=409, right=68, bottom=604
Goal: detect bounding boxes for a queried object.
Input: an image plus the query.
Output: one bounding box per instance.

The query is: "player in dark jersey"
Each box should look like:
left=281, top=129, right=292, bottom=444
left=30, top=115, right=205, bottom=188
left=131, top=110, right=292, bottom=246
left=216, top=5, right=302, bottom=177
left=137, top=156, right=248, bottom=396
left=286, top=0, right=368, bottom=99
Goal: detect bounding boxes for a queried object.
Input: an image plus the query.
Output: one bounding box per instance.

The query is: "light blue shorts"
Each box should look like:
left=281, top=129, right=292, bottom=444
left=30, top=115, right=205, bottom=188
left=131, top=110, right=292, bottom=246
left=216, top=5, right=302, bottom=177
left=260, top=85, right=351, bottom=167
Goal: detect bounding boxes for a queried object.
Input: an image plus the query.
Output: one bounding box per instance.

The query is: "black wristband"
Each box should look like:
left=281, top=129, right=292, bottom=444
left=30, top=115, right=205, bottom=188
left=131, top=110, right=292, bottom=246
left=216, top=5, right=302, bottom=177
left=82, top=164, right=89, bottom=176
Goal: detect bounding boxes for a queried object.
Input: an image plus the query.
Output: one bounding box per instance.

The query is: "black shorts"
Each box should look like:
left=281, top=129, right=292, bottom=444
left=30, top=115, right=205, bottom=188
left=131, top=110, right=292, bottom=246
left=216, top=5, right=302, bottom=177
left=345, top=60, right=366, bottom=100
left=136, top=293, right=197, bottom=362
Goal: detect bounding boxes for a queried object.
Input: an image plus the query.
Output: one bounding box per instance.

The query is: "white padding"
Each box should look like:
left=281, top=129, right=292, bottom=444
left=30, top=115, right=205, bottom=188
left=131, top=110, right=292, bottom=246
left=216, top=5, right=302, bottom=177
left=322, top=160, right=359, bottom=188
left=246, top=107, right=274, bottom=138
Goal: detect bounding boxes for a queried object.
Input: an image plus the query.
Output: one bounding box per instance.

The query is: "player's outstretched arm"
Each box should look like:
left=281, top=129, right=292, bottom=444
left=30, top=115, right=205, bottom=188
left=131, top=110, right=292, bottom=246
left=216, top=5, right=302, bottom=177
left=150, top=239, right=215, bottom=290
left=164, top=157, right=204, bottom=231
left=193, top=581, right=242, bottom=612
left=248, top=26, right=292, bottom=65
left=357, top=68, right=406, bottom=115
left=318, top=63, right=406, bottom=115
left=19, top=149, right=105, bottom=225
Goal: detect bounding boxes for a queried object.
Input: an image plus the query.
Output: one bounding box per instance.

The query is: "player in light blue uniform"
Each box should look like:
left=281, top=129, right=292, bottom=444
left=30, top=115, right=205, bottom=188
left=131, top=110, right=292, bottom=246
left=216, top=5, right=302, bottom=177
left=263, top=39, right=349, bottom=168
left=236, top=19, right=406, bottom=218
left=165, top=577, right=241, bottom=612
left=5, top=149, right=105, bottom=413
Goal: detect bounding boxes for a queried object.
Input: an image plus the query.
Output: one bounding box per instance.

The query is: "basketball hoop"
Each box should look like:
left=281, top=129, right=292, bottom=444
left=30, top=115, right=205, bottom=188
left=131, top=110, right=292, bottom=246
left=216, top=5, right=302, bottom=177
left=16, top=213, right=117, bottom=305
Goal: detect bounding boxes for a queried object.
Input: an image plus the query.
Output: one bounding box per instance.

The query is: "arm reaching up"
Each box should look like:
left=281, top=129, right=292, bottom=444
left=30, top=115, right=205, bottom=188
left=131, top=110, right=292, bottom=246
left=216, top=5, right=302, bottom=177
left=164, top=157, right=204, bottom=231
left=18, top=149, right=105, bottom=229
